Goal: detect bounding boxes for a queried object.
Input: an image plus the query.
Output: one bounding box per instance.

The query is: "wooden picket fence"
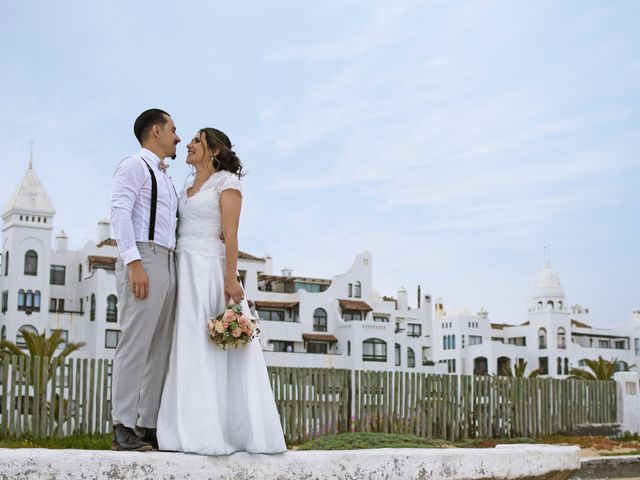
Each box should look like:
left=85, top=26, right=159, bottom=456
left=0, top=355, right=618, bottom=442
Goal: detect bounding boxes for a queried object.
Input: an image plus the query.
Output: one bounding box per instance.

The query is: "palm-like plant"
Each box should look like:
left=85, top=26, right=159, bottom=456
left=499, top=360, right=543, bottom=378
left=568, top=356, right=634, bottom=381
left=0, top=329, right=85, bottom=362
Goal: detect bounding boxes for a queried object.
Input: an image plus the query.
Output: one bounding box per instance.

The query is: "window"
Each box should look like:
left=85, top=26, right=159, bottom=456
left=90, top=294, right=96, bottom=321
left=407, top=323, right=421, bottom=337
left=451, top=335, right=456, bottom=349
left=354, top=281, right=361, bottom=298
left=33, top=291, right=41, bottom=310
left=469, top=335, right=482, bottom=345
left=347, top=340, right=351, bottom=356
left=557, top=327, right=566, bottom=349
left=447, top=359, right=456, bottom=373
left=373, top=315, right=389, bottom=323
left=635, top=338, right=640, bottom=356
left=1, top=325, right=5, bottom=340
left=395, top=343, right=401, bottom=366
left=270, top=340, right=293, bottom=352
left=50, top=265, right=66, bottom=285
left=16, top=325, right=38, bottom=347
left=422, top=347, right=431, bottom=366
left=80, top=298, right=84, bottom=313
left=348, top=283, right=353, bottom=297
left=313, top=308, right=327, bottom=332
left=306, top=342, right=328, bottom=354
left=614, top=340, right=626, bottom=350
left=105, top=329, right=121, bottom=349
left=538, top=328, right=547, bottom=349
left=537, top=301, right=542, bottom=311
left=557, top=357, right=562, bottom=375
left=407, top=347, right=415, bottom=368
left=3, top=251, right=8, bottom=276
left=507, top=336, right=525, bottom=346
left=25, top=290, right=33, bottom=308
left=1, top=290, right=7, bottom=313
left=257, top=309, right=285, bottom=321
left=78, top=264, right=83, bottom=282
left=17, top=289, right=25, bottom=309
left=538, top=357, right=548, bottom=375
left=106, top=295, right=118, bottom=322
left=50, top=298, right=64, bottom=312
left=52, top=329, right=68, bottom=348
left=362, top=338, right=387, bottom=362
left=343, top=311, right=362, bottom=321
left=24, top=250, right=38, bottom=276
left=547, top=300, right=554, bottom=310
left=564, top=357, right=569, bottom=375
left=598, top=339, right=609, bottom=348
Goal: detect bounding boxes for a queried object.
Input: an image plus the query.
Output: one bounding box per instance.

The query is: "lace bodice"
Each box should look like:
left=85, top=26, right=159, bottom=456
left=176, top=171, right=242, bottom=257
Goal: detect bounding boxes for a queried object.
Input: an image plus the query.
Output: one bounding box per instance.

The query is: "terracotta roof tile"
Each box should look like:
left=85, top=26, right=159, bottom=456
left=338, top=299, right=373, bottom=312
left=302, top=333, right=338, bottom=342
left=254, top=300, right=299, bottom=309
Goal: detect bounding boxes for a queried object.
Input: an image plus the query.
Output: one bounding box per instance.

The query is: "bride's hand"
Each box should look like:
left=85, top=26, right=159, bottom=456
left=225, top=279, right=245, bottom=305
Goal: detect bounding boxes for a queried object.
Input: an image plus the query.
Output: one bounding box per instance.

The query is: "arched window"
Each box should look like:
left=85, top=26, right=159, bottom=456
left=557, top=357, right=562, bottom=375
left=25, top=290, right=33, bottom=308
left=16, top=324, right=38, bottom=347
left=106, top=295, right=118, bottom=322
left=563, top=358, right=569, bottom=375
left=407, top=347, right=415, bottom=368
left=558, top=301, right=563, bottom=310
left=24, top=250, right=38, bottom=276
left=538, top=328, right=547, bottom=349
left=362, top=338, right=386, bottom=362
left=17, top=289, right=25, bottom=309
left=354, top=281, right=361, bottom=298
left=313, top=308, right=327, bottom=332
left=395, top=343, right=401, bottom=366
left=90, top=294, right=96, bottom=321
left=4, top=251, right=8, bottom=276
left=557, top=327, right=566, bottom=349
left=537, top=301, right=543, bottom=311
left=547, top=300, right=554, bottom=310
left=33, top=291, right=41, bottom=311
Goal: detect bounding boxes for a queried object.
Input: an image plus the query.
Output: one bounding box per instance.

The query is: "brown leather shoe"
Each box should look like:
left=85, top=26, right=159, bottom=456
left=112, top=424, right=152, bottom=452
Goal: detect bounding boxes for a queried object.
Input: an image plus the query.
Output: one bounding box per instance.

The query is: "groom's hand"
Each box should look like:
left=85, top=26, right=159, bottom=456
left=128, top=260, right=150, bottom=299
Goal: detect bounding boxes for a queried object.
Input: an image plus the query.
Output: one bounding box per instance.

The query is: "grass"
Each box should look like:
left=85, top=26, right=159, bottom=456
left=295, top=432, right=538, bottom=451
left=0, top=433, right=111, bottom=450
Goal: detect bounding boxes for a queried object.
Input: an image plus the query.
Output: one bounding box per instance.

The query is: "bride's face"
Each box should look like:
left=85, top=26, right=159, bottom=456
left=186, top=133, right=208, bottom=167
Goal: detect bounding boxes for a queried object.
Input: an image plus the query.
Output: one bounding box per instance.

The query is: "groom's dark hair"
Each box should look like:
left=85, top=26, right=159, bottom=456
left=134, top=109, right=170, bottom=144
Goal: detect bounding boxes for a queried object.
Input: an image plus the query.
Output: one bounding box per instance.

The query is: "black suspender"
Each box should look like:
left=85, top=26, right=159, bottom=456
left=141, top=158, right=158, bottom=243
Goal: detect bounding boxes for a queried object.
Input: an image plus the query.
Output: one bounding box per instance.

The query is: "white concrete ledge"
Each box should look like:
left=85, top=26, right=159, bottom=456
left=0, top=444, right=580, bottom=480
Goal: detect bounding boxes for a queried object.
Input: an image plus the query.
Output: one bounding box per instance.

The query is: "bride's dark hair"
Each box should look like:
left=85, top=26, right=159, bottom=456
left=199, top=128, right=244, bottom=178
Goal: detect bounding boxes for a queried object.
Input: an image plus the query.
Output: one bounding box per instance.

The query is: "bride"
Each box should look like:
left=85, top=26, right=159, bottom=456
left=157, top=127, right=287, bottom=455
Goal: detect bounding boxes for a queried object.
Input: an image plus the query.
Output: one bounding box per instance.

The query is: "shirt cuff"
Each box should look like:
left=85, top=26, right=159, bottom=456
left=120, top=247, right=142, bottom=266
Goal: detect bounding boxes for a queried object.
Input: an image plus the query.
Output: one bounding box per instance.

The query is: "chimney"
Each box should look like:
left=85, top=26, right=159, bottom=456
left=397, top=287, right=408, bottom=311
left=97, top=219, right=111, bottom=245
left=264, top=254, right=273, bottom=275
left=55, top=230, right=68, bottom=252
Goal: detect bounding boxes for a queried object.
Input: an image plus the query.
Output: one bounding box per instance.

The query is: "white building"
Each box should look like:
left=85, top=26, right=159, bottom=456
left=1, top=161, right=638, bottom=378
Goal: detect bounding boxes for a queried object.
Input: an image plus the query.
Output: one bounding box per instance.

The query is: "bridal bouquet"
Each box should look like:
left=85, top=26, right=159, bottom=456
left=207, top=303, right=259, bottom=349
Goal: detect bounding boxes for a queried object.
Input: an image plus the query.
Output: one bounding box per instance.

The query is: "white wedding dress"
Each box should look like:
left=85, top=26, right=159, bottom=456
left=157, top=171, right=287, bottom=455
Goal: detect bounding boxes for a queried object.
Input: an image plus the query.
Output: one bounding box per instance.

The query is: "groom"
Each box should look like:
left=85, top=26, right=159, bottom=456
left=110, top=109, right=180, bottom=451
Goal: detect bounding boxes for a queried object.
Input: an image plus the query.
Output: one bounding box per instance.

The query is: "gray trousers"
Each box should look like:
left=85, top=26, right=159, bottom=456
left=112, top=242, right=176, bottom=429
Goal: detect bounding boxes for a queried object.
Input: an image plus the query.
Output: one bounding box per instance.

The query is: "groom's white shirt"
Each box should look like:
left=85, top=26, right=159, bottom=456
left=110, top=148, right=178, bottom=265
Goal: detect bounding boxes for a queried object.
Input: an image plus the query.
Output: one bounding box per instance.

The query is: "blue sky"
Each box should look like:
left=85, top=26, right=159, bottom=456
left=1, top=1, right=638, bottom=327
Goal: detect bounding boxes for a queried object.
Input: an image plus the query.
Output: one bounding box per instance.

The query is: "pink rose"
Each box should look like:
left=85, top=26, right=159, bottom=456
left=238, top=316, right=248, bottom=326
left=223, top=322, right=229, bottom=329
left=223, top=310, right=236, bottom=322
left=231, top=328, right=242, bottom=338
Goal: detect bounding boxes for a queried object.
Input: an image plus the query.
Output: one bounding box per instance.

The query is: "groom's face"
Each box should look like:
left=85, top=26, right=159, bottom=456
left=158, top=116, right=180, bottom=160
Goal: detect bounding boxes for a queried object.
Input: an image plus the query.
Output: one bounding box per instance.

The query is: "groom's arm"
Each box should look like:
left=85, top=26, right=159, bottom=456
left=110, top=157, right=149, bottom=299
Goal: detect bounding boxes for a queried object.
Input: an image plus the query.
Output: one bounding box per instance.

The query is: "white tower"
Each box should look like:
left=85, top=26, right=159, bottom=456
left=0, top=156, right=56, bottom=344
